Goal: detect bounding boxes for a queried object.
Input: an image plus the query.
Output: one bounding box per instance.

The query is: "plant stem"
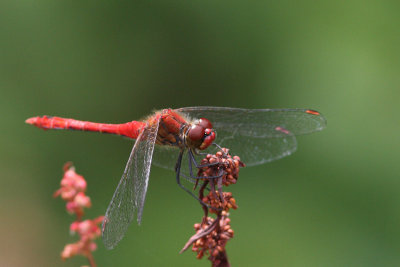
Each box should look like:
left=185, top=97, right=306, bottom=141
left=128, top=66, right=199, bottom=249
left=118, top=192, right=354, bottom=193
left=87, top=252, right=97, bottom=267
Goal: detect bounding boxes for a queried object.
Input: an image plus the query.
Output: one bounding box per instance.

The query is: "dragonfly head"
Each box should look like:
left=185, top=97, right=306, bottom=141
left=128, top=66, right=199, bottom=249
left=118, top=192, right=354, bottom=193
left=186, top=118, right=216, bottom=150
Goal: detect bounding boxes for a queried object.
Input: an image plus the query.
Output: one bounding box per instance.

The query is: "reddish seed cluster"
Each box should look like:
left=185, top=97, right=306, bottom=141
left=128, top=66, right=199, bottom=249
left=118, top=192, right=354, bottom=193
left=54, top=162, right=91, bottom=219
left=182, top=148, right=245, bottom=267
left=62, top=216, right=104, bottom=260
left=54, top=162, right=103, bottom=266
left=203, top=191, right=238, bottom=214
left=191, top=212, right=234, bottom=263
left=198, top=148, right=244, bottom=186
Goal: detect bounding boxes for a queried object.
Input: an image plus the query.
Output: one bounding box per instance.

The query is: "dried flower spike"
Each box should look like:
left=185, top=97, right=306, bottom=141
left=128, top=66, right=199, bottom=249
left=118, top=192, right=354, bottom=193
left=182, top=148, right=244, bottom=267
left=55, top=163, right=103, bottom=267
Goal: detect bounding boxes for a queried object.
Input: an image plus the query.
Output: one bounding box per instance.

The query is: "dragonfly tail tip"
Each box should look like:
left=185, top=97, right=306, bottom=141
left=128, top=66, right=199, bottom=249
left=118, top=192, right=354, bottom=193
left=25, top=117, right=38, bottom=125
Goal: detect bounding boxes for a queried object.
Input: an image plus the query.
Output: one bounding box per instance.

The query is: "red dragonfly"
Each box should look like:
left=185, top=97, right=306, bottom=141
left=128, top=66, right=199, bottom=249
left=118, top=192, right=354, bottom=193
left=26, top=107, right=326, bottom=249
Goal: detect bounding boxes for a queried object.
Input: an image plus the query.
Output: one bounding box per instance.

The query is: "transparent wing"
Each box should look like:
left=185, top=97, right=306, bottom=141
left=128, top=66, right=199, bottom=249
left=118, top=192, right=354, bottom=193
left=152, top=131, right=297, bottom=170
left=102, top=116, right=160, bottom=249
left=176, top=107, right=326, bottom=136
left=152, top=145, right=196, bottom=178
left=152, top=145, right=180, bottom=171
left=173, top=106, right=326, bottom=167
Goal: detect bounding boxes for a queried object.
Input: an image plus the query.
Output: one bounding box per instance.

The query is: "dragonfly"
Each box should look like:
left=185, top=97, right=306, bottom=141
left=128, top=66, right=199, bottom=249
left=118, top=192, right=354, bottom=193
left=26, top=106, right=326, bottom=249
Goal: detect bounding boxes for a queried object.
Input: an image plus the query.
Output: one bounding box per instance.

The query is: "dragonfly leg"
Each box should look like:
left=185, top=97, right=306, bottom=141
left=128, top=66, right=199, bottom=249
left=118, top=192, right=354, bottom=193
left=187, top=149, right=225, bottom=180
left=175, top=150, right=220, bottom=211
left=179, top=173, right=197, bottom=184
left=189, top=149, right=220, bottom=169
left=188, top=150, right=226, bottom=180
left=212, top=142, right=223, bottom=150
left=212, top=143, right=229, bottom=157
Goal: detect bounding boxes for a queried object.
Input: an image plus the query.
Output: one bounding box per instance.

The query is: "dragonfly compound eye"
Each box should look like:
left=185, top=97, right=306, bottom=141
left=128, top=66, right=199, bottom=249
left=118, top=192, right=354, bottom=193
left=198, top=118, right=212, bottom=129
left=187, top=125, right=205, bottom=141
left=199, top=129, right=216, bottom=150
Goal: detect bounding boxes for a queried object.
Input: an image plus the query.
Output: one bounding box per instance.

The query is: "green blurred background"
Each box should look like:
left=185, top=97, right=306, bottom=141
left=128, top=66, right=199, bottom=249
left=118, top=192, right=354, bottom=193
left=1, top=0, right=400, bottom=266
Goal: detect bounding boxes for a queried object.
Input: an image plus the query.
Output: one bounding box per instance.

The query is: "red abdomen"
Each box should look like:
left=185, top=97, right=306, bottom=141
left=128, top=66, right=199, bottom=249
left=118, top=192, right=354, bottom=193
left=26, top=116, right=145, bottom=139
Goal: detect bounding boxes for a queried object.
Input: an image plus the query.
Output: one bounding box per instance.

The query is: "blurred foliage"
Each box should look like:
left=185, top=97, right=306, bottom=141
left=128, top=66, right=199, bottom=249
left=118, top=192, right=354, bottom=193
left=1, top=0, right=400, bottom=266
